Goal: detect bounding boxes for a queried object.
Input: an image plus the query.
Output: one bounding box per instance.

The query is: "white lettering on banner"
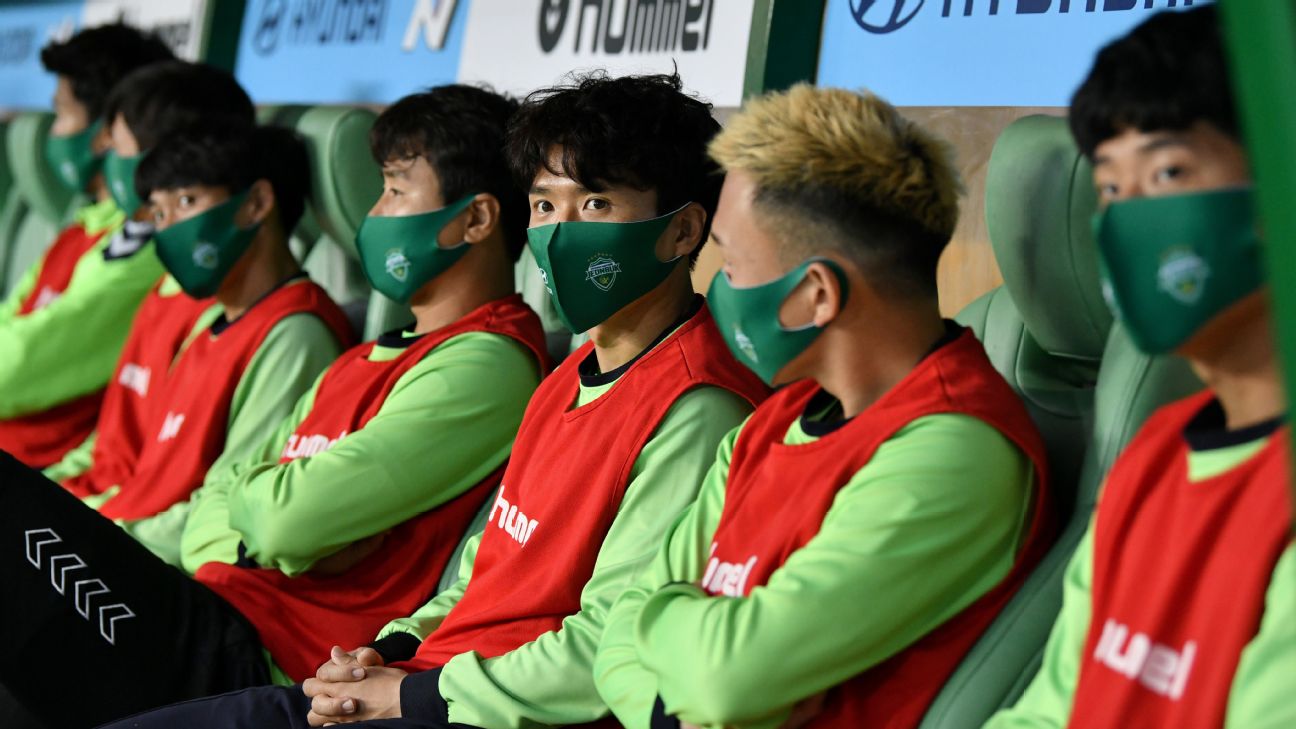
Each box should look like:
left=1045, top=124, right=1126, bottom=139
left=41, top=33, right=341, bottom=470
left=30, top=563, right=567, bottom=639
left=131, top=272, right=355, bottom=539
left=1092, top=618, right=1197, bottom=700
left=157, top=411, right=185, bottom=442
left=403, top=0, right=459, bottom=51
left=699, top=542, right=758, bottom=596
left=458, top=0, right=757, bottom=108
left=281, top=430, right=349, bottom=460
left=488, top=486, right=539, bottom=546
left=117, top=363, right=151, bottom=398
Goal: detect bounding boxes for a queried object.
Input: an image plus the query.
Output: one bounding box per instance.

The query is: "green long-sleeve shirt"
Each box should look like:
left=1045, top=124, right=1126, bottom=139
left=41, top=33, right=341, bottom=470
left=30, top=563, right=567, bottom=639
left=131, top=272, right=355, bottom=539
left=176, top=330, right=542, bottom=577
left=374, top=379, right=755, bottom=727
left=595, top=409, right=1034, bottom=729
left=115, top=307, right=345, bottom=564
left=0, top=199, right=160, bottom=417
left=986, top=434, right=1296, bottom=729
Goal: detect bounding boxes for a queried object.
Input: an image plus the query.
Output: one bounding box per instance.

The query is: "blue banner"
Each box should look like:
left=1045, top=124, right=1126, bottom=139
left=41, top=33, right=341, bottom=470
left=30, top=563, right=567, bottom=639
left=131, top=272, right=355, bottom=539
left=0, top=2, right=83, bottom=112
left=235, top=0, right=469, bottom=105
left=818, top=0, right=1210, bottom=107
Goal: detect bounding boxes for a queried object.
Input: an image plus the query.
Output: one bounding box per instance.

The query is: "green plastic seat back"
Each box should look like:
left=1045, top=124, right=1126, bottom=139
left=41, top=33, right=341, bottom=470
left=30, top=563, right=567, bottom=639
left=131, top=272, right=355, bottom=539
left=292, top=107, right=381, bottom=337
left=1, top=113, right=80, bottom=296
left=259, top=105, right=323, bottom=258
left=922, top=116, right=1201, bottom=727
left=0, top=119, right=12, bottom=215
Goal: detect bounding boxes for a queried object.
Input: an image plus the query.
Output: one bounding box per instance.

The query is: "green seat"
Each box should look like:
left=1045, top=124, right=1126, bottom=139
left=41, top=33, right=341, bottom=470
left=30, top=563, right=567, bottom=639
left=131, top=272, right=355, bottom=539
left=259, top=105, right=324, bottom=260
left=920, top=116, right=1201, bottom=727
left=0, top=113, right=79, bottom=297
left=291, top=106, right=382, bottom=338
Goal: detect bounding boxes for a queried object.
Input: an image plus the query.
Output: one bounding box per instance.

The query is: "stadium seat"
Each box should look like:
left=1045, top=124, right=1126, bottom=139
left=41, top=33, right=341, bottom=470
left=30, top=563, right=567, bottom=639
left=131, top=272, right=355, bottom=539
left=258, top=105, right=325, bottom=260
left=920, top=116, right=1201, bottom=727
left=0, top=112, right=79, bottom=297
left=0, top=119, right=12, bottom=224
left=292, top=106, right=383, bottom=338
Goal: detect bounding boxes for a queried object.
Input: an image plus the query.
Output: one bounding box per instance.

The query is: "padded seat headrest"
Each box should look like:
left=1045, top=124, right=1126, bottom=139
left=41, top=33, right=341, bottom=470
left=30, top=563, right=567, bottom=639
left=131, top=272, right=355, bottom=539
left=986, top=115, right=1111, bottom=361
left=7, top=112, right=74, bottom=223
left=294, top=107, right=381, bottom=259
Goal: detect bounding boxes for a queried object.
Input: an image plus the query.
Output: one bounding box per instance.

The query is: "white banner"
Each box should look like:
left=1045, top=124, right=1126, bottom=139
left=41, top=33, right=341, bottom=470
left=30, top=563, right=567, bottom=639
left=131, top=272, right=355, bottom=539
left=81, top=0, right=210, bottom=60
left=457, top=0, right=756, bottom=108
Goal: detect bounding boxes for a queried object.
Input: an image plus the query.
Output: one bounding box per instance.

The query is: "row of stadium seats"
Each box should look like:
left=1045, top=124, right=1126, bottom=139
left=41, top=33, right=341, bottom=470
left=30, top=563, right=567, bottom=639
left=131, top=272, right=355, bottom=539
left=0, top=106, right=1203, bottom=726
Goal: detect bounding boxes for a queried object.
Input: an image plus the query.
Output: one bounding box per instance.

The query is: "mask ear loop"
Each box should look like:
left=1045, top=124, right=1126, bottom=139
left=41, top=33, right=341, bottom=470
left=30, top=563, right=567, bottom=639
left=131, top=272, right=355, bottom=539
left=777, top=257, right=851, bottom=333
left=655, top=201, right=700, bottom=265
left=429, top=194, right=480, bottom=252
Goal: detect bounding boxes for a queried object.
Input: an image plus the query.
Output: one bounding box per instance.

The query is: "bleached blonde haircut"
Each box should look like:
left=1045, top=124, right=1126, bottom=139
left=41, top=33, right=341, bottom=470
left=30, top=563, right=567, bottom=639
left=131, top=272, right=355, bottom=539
left=710, top=85, right=962, bottom=296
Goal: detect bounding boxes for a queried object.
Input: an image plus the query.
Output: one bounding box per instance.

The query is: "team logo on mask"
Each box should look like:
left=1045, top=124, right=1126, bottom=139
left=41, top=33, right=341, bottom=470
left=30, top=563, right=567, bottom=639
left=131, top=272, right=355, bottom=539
left=733, top=325, right=758, bottom=363
left=1157, top=247, right=1211, bottom=306
left=585, top=256, right=621, bottom=292
left=385, top=249, right=411, bottom=282
left=192, top=243, right=220, bottom=270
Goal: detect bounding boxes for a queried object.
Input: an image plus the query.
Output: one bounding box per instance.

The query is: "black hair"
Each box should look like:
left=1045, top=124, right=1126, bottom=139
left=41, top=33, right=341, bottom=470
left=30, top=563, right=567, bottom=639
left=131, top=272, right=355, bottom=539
left=136, top=121, right=312, bottom=235
left=40, top=23, right=174, bottom=122
left=1070, top=5, right=1237, bottom=159
left=103, top=61, right=255, bottom=150
left=505, top=71, right=722, bottom=263
left=371, top=84, right=526, bottom=260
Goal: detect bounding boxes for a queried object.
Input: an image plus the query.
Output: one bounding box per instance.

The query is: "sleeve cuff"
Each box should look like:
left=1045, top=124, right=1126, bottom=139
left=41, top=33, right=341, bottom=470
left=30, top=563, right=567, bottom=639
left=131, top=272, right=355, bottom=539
left=369, top=632, right=422, bottom=665
left=651, top=695, right=682, bottom=729
left=400, top=666, right=450, bottom=723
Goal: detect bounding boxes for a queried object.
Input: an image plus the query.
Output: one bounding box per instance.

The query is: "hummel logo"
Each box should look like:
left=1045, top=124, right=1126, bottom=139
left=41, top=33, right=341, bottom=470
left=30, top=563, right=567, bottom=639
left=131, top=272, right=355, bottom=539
left=118, top=363, right=151, bottom=397
left=31, top=286, right=60, bottom=311
left=157, top=411, right=185, bottom=442
left=24, top=528, right=135, bottom=644
left=488, top=486, right=538, bottom=546
left=1093, top=618, right=1196, bottom=700
left=281, top=431, right=349, bottom=460
left=700, top=543, right=758, bottom=597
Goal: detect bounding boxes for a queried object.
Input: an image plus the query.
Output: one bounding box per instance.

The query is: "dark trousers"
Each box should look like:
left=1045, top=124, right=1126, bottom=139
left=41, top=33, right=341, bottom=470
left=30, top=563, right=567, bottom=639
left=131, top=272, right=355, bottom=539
left=100, top=684, right=449, bottom=729
left=0, top=452, right=271, bottom=728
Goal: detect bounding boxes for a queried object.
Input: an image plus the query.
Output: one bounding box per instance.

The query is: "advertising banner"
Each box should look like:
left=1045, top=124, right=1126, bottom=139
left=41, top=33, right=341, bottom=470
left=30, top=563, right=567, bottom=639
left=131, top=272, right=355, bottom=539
left=81, top=0, right=210, bottom=60
left=818, top=0, right=1209, bottom=106
left=234, top=0, right=468, bottom=104
left=0, top=2, right=82, bottom=112
left=457, top=0, right=758, bottom=108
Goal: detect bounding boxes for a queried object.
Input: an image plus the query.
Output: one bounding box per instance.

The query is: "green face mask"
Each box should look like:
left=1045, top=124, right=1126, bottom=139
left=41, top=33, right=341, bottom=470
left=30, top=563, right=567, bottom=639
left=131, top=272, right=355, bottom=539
left=708, top=258, right=850, bottom=386
left=104, top=150, right=144, bottom=215
left=526, top=205, right=686, bottom=334
left=45, top=120, right=103, bottom=192
left=355, top=195, right=476, bottom=305
left=1094, top=187, right=1263, bottom=355
left=154, top=191, right=260, bottom=299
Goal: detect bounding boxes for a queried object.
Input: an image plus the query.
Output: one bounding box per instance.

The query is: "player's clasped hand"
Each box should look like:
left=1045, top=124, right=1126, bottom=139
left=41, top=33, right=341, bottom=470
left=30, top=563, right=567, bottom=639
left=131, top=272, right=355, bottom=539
left=303, top=645, right=405, bottom=726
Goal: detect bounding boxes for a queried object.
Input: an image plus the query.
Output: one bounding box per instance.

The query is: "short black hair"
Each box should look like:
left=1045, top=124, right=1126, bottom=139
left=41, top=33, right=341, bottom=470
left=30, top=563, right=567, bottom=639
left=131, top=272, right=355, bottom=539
left=506, top=71, right=722, bottom=263
left=371, top=84, right=526, bottom=260
left=1070, top=5, right=1237, bottom=159
left=136, top=121, right=312, bottom=235
left=40, top=23, right=174, bottom=121
left=103, top=61, right=255, bottom=150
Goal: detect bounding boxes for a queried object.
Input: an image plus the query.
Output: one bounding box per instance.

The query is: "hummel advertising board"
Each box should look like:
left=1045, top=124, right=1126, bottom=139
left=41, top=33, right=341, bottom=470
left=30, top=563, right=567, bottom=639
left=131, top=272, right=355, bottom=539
left=457, top=0, right=759, bottom=108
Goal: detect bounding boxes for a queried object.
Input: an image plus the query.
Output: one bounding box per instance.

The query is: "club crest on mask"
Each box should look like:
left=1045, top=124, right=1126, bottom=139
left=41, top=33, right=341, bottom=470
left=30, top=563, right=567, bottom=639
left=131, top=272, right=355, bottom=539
left=192, top=243, right=220, bottom=270
left=385, top=249, right=411, bottom=282
left=585, top=255, right=621, bottom=292
left=1157, top=247, right=1211, bottom=306
left=733, top=325, right=758, bottom=363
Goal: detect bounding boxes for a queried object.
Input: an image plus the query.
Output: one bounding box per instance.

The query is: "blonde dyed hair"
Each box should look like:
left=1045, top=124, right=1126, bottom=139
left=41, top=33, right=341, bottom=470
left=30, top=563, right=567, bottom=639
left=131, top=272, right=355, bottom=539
left=710, top=84, right=962, bottom=242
